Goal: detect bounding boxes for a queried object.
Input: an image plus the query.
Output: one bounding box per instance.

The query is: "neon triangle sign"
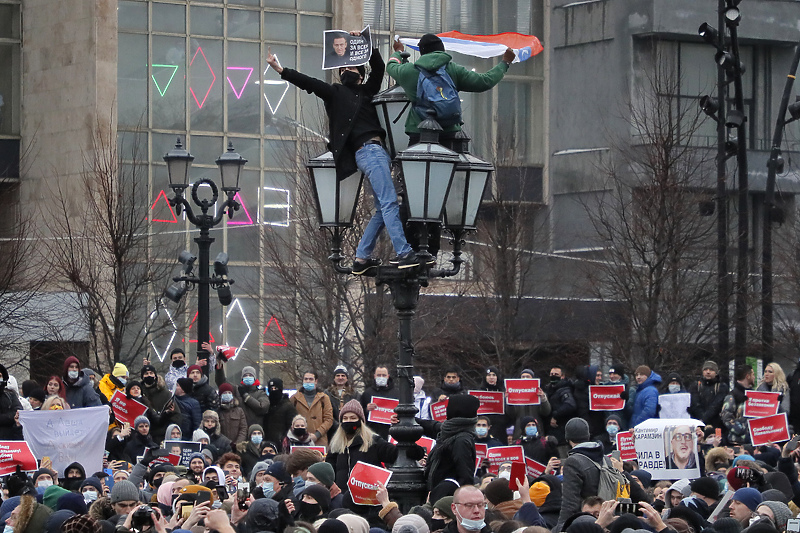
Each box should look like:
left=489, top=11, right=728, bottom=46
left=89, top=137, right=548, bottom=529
left=152, top=64, right=179, bottom=97
left=150, top=189, right=178, bottom=223
left=226, top=67, right=253, bottom=99
left=227, top=191, right=254, bottom=225
left=183, top=311, right=217, bottom=343
left=262, top=315, right=288, bottom=346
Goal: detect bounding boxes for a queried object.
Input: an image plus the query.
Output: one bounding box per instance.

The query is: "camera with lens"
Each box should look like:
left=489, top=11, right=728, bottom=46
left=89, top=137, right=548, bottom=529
left=131, top=505, right=155, bottom=530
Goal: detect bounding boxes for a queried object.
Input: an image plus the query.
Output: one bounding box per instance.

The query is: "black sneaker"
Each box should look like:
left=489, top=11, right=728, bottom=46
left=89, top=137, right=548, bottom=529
left=352, top=258, right=381, bottom=275
left=392, top=252, right=420, bottom=269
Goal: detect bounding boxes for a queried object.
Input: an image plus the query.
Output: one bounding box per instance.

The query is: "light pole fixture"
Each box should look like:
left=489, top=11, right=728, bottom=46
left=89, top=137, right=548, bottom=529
left=162, top=137, right=245, bottom=363
left=373, top=85, right=412, bottom=160
left=307, top=117, right=487, bottom=510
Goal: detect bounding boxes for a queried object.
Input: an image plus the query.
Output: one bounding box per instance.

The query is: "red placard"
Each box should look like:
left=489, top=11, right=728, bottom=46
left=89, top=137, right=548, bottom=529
left=348, top=461, right=393, bottom=506
left=150, top=453, right=181, bottom=466
left=0, top=441, right=37, bottom=475
left=749, top=413, right=790, bottom=446
left=367, top=397, right=399, bottom=425
left=616, top=431, right=637, bottom=462
left=744, top=391, right=781, bottom=418
left=505, top=379, right=540, bottom=405
left=475, top=443, right=488, bottom=461
left=588, top=385, right=626, bottom=411
left=468, top=390, right=505, bottom=415
left=486, top=445, right=525, bottom=474
left=291, top=446, right=326, bottom=455
left=510, top=462, right=526, bottom=490
left=216, top=345, right=237, bottom=361
left=388, top=436, right=435, bottom=455
left=525, top=457, right=546, bottom=478
left=110, top=390, right=148, bottom=425
left=430, top=399, right=448, bottom=422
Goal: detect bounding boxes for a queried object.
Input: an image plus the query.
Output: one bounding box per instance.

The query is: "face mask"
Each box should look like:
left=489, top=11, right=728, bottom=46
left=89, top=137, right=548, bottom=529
left=153, top=477, right=163, bottom=488
left=606, top=424, right=619, bottom=436
left=455, top=509, right=486, bottom=532
left=292, top=427, right=307, bottom=438
left=475, top=427, right=488, bottom=437
left=68, top=370, right=79, bottom=380
left=302, top=382, right=315, bottom=392
left=118, top=378, right=127, bottom=387
left=172, top=360, right=185, bottom=369
left=260, top=482, right=275, bottom=498
left=549, top=375, right=560, bottom=383
left=251, top=435, right=263, bottom=445
left=498, top=471, right=511, bottom=480
left=299, top=501, right=322, bottom=519
left=342, top=421, right=361, bottom=435
left=269, top=390, right=282, bottom=403
left=375, top=377, right=388, bottom=387
left=143, top=375, right=156, bottom=386
left=37, top=480, right=53, bottom=489
left=668, top=384, right=681, bottom=393
left=304, top=481, right=318, bottom=488
left=340, top=70, right=361, bottom=87
left=212, top=500, right=223, bottom=509
left=83, top=490, right=98, bottom=502
left=4, top=525, right=13, bottom=533
left=525, top=426, right=538, bottom=437
left=431, top=519, right=445, bottom=531
left=221, top=393, right=233, bottom=403
left=243, top=376, right=255, bottom=386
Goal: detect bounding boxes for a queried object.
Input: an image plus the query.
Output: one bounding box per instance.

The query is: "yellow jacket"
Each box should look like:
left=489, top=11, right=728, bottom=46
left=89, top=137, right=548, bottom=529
left=98, top=373, right=123, bottom=402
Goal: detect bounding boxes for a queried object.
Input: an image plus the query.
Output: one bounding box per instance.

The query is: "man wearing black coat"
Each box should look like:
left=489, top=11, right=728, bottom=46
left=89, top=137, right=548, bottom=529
left=187, top=364, right=219, bottom=413
left=0, top=364, right=21, bottom=440
left=544, top=366, right=577, bottom=447
left=263, top=378, right=297, bottom=445
left=360, top=365, right=399, bottom=440
left=688, top=360, right=729, bottom=429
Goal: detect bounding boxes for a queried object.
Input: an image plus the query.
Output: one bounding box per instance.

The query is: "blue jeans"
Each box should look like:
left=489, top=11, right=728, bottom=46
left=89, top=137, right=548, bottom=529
left=355, top=143, right=413, bottom=259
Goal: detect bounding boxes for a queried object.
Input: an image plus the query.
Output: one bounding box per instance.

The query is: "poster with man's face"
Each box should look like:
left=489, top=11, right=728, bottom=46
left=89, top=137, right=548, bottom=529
left=322, top=26, right=372, bottom=70
left=633, top=418, right=702, bottom=480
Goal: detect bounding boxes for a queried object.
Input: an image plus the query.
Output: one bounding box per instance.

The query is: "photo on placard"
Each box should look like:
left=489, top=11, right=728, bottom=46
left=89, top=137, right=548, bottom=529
left=663, top=424, right=697, bottom=470
left=163, top=440, right=203, bottom=466
left=321, top=27, right=372, bottom=70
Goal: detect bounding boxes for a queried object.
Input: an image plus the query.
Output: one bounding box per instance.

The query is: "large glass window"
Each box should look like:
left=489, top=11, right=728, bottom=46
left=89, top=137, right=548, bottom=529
left=0, top=2, right=20, bottom=136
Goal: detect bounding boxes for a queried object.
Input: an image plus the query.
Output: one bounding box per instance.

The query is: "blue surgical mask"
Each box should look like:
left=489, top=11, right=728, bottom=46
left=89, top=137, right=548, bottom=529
left=456, top=510, right=486, bottom=532
left=260, top=481, right=275, bottom=498
left=243, top=376, right=255, bottom=386
left=221, top=392, right=233, bottom=403
left=606, top=424, right=619, bottom=436
left=668, top=384, right=681, bottom=394
left=476, top=427, right=488, bottom=437
left=4, top=524, right=14, bottom=533
left=375, top=377, right=388, bottom=387
left=251, top=434, right=263, bottom=445
left=525, top=425, right=538, bottom=437
left=118, top=378, right=127, bottom=386
left=83, top=490, right=98, bottom=502
left=302, top=382, right=315, bottom=392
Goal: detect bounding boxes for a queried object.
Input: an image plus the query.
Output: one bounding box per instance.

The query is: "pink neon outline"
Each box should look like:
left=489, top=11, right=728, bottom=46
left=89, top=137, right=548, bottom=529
left=183, top=311, right=217, bottom=343
left=189, top=46, right=216, bottom=109
left=226, top=67, right=253, bottom=99
left=227, top=191, right=254, bottom=225
left=150, top=189, right=178, bottom=223
left=262, top=315, right=288, bottom=346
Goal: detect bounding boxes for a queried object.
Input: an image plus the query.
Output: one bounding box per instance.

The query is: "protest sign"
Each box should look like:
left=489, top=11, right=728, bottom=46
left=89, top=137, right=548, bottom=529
left=0, top=441, right=37, bottom=475
left=388, top=436, right=435, bottom=454
left=486, top=445, right=525, bottom=474
left=589, top=385, right=625, bottom=411
left=744, top=391, right=781, bottom=418
left=291, top=446, right=326, bottom=455
left=20, top=405, right=110, bottom=476
left=109, top=390, right=148, bottom=426
left=468, top=390, right=505, bottom=415
left=322, top=26, right=372, bottom=70
left=163, top=440, right=204, bottom=466
left=475, top=443, right=488, bottom=461
left=505, top=379, right=540, bottom=405
left=348, top=461, right=392, bottom=505
left=430, top=399, right=448, bottom=422
left=748, top=413, right=790, bottom=446
left=616, top=431, right=637, bottom=462
left=658, top=393, right=691, bottom=419
left=525, top=457, right=546, bottom=478
left=633, top=418, right=703, bottom=480
left=510, top=462, right=526, bottom=489
left=216, top=345, right=237, bottom=362
left=367, top=397, right=399, bottom=425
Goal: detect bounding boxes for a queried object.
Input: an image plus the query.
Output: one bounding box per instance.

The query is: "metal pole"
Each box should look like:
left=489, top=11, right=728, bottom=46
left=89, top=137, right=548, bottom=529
left=196, top=217, right=213, bottom=367
left=762, top=44, right=800, bottom=363
left=716, top=0, right=730, bottom=364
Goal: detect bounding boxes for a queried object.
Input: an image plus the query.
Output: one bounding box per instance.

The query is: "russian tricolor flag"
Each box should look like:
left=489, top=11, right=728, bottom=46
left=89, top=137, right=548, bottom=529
left=399, top=31, right=543, bottom=63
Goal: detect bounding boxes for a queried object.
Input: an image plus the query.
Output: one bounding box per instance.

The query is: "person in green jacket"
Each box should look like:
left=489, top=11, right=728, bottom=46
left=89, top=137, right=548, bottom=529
left=386, top=33, right=516, bottom=146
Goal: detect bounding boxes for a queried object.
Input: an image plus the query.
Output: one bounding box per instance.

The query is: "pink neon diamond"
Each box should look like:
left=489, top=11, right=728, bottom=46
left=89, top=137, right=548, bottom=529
left=189, top=45, right=216, bottom=109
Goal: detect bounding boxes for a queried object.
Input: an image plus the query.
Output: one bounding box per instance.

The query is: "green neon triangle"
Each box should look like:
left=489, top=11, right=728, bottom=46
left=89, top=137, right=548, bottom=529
left=151, top=64, right=179, bottom=97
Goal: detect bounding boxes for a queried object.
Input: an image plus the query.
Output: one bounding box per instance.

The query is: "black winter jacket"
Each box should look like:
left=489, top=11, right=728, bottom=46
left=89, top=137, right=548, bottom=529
left=0, top=388, right=21, bottom=440
left=189, top=376, right=219, bottom=413
left=688, top=375, right=729, bottom=428
left=264, top=394, right=297, bottom=445
left=361, top=378, right=399, bottom=440
left=544, top=379, right=576, bottom=444
left=326, top=433, right=398, bottom=491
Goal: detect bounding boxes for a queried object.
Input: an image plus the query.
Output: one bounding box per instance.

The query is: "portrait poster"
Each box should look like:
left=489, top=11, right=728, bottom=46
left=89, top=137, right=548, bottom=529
left=633, top=418, right=703, bottom=480
left=163, top=440, right=204, bottom=467
left=322, top=26, right=372, bottom=70
left=658, top=393, right=691, bottom=419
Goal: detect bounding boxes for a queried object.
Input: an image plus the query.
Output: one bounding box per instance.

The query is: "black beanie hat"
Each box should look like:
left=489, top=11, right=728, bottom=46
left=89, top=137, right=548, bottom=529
left=140, top=365, right=157, bottom=379
left=691, top=477, right=721, bottom=500
left=268, top=378, right=283, bottom=391
left=446, top=394, right=480, bottom=419
left=177, top=377, right=194, bottom=394
left=484, top=478, right=513, bottom=505
left=419, top=33, right=445, bottom=55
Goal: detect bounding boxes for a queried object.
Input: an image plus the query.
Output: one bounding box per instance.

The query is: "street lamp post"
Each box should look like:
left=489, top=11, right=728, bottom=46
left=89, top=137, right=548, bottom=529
left=163, top=138, right=247, bottom=360
left=307, top=115, right=491, bottom=510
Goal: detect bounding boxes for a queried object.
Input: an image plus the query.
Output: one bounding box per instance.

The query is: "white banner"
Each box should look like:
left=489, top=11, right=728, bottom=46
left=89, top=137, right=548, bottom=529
left=19, top=406, right=110, bottom=476
left=633, top=418, right=703, bottom=480
left=658, top=393, right=691, bottom=419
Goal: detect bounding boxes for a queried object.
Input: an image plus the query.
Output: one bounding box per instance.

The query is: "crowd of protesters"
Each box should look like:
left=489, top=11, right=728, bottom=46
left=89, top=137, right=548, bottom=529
left=2, top=351, right=800, bottom=533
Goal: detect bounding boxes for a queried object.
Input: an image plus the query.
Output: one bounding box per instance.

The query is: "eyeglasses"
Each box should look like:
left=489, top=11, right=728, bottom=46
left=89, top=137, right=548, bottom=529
left=454, top=502, right=484, bottom=510
left=672, top=433, right=693, bottom=442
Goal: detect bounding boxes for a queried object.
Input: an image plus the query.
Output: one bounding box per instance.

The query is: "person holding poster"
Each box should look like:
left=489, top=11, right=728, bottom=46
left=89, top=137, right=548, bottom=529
left=478, top=367, right=510, bottom=442
left=757, top=363, right=790, bottom=414
left=574, top=364, right=606, bottom=437
left=658, top=373, right=691, bottom=419
left=510, top=369, right=551, bottom=441
left=361, top=366, right=398, bottom=440
left=721, top=364, right=755, bottom=444
left=664, top=424, right=697, bottom=469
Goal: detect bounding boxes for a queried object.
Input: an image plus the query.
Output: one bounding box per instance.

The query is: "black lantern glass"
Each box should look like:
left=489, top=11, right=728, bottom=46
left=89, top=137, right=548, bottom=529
left=445, top=152, right=493, bottom=230
left=164, top=137, right=194, bottom=187
left=306, top=152, right=363, bottom=227
left=215, top=142, right=247, bottom=190
left=373, top=85, right=412, bottom=159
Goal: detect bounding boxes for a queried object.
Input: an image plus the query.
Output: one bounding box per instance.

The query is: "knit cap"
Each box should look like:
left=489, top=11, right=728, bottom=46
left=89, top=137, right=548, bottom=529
left=757, top=501, right=792, bottom=531
left=445, top=394, right=480, bottom=419
left=334, top=365, right=348, bottom=377
left=520, top=369, right=535, bottom=378
left=392, top=515, right=430, bottom=533
left=248, top=424, right=264, bottom=437
left=690, top=476, right=720, bottom=500
left=79, top=477, right=103, bottom=493
left=176, top=377, right=194, bottom=394
left=712, top=518, right=743, bottom=533
left=43, top=486, right=70, bottom=510
left=242, top=366, right=256, bottom=378
left=112, top=363, right=128, bottom=378
left=702, top=361, right=719, bottom=373
left=433, top=496, right=455, bottom=520
left=340, top=399, right=365, bottom=422
left=634, top=365, right=651, bottom=377
left=529, top=481, right=551, bottom=506
left=140, top=365, right=157, bottom=379
left=418, top=33, right=445, bottom=55
left=484, top=478, right=513, bottom=505
left=110, top=480, right=140, bottom=503
left=732, top=487, right=763, bottom=511
left=134, top=415, right=149, bottom=428
left=319, top=520, right=350, bottom=533
left=192, top=429, right=210, bottom=442
left=57, top=492, right=87, bottom=514
left=187, top=365, right=202, bottom=376
left=608, top=363, right=626, bottom=376
left=249, top=461, right=270, bottom=483
left=219, top=382, right=234, bottom=394
left=565, top=418, right=590, bottom=443
left=266, top=461, right=291, bottom=484
left=308, top=462, right=335, bottom=488
left=303, top=484, right=332, bottom=510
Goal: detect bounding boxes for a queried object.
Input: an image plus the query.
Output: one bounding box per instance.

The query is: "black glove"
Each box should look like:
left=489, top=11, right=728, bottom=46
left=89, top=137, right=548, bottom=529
left=238, top=385, right=249, bottom=398
left=140, top=446, right=156, bottom=466
left=619, top=390, right=629, bottom=400
left=7, top=466, right=34, bottom=497
left=406, top=444, right=426, bottom=461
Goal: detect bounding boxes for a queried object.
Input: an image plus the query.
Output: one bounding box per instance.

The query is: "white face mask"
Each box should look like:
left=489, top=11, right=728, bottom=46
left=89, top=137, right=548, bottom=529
left=68, top=370, right=79, bottom=380
left=375, top=377, right=388, bottom=387
left=498, top=470, right=511, bottom=480
left=455, top=509, right=486, bottom=532
left=668, top=383, right=681, bottom=393
left=83, top=490, right=98, bottom=502
left=37, top=480, right=53, bottom=489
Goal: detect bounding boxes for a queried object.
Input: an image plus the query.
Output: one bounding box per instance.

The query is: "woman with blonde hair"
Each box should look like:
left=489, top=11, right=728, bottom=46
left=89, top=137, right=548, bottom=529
left=42, top=396, right=70, bottom=410
left=758, top=362, right=790, bottom=413
left=283, top=414, right=315, bottom=452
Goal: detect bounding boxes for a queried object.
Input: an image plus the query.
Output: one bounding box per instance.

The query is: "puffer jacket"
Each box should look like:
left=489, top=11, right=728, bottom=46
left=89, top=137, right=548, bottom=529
left=62, top=356, right=102, bottom=408
left=630, top=371, right=662, bottom=427
left=189, top=375, right=219, bottom=413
